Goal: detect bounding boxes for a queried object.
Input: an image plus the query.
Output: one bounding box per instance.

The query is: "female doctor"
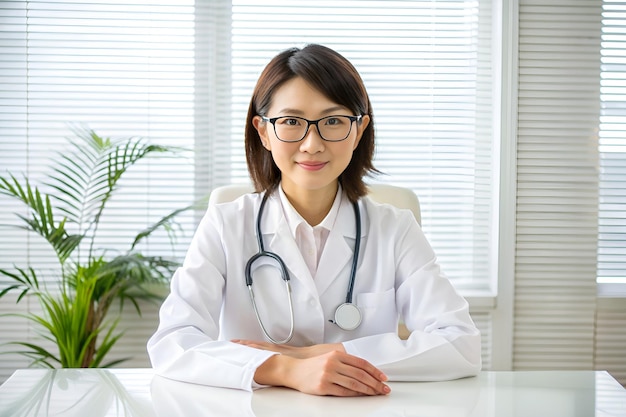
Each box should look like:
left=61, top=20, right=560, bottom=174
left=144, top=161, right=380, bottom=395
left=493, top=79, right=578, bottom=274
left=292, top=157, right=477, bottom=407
left=147, top=44, right=481, bottom=397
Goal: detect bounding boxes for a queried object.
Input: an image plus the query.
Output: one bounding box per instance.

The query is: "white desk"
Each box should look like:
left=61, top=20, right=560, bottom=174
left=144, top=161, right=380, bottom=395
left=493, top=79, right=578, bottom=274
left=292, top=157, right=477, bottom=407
left=0, top=368, right=624, bottom=417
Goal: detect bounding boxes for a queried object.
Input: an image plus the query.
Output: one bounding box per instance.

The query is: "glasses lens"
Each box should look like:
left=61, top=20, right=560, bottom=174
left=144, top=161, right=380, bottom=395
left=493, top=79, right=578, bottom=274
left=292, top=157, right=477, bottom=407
left=273, top=116, right=353, bottom=142
left=318, top=116, right=353, bottom=141
left=273, top=117, right=307, bottom=142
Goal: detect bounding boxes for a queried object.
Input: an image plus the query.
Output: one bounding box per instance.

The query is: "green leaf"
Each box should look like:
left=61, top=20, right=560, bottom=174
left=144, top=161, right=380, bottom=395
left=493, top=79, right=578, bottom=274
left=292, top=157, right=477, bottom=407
left=0, top=265, right=41, bottom=292
left=91, top=319, right=124, bottom=368
left=0, top=126, right=190, bottom=370
left=16, top=288, right=30, bottom=303
left=100, top=357, right=131, bottom=368
left=0, top=284, right=21, bottom=298
left=0, top=174, right=28, bottom=202
left=0, top=267, right=29, bottom=286
left=2, top=342, right=61, bottom=367
left=131, top=203, right=195, bottom=249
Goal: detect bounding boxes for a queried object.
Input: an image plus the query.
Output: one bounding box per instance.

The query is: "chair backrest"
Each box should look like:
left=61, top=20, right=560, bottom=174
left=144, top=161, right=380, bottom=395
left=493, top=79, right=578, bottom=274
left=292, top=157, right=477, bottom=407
left=208, top=183, right=420, bottom=225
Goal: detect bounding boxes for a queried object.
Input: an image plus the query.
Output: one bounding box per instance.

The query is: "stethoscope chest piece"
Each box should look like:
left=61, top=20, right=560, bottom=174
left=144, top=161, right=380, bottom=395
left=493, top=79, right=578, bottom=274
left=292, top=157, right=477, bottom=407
left=334, top=302, right=362, bottom=330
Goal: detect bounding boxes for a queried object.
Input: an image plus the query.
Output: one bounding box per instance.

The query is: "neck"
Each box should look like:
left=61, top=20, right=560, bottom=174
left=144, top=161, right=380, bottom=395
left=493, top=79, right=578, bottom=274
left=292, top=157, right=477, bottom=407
left=283, top=183, right=338, bottom=226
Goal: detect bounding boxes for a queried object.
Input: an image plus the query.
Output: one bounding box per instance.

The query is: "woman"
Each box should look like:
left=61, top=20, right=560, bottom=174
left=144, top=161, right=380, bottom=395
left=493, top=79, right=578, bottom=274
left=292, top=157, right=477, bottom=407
left=147, top=44, right=481, bottom=397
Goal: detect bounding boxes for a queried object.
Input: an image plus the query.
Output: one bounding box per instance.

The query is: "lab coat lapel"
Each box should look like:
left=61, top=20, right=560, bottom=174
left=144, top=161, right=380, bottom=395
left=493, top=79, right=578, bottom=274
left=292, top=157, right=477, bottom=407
left=315, top=199, right=362, bottom=296
left=262, top=195, right=319, bottom=298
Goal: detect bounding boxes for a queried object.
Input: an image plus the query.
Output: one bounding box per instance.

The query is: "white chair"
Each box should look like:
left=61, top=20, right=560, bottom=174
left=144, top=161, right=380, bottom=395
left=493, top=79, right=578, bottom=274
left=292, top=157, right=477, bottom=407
left=208, top=183, right=420, bottom=225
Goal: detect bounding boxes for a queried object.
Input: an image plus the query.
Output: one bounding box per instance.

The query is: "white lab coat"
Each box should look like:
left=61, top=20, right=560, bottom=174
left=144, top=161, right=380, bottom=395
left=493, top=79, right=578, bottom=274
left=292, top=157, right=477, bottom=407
left=147, top=190, right=481, bottom=391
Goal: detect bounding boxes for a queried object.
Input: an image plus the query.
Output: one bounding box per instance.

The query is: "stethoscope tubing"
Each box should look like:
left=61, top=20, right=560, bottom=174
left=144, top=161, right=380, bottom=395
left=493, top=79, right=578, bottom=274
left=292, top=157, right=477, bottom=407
left=245, top=192, right=295, bottom=344
left=245, top=190, right=361, bottom=344
left=346, top=201, right=361, bottom=304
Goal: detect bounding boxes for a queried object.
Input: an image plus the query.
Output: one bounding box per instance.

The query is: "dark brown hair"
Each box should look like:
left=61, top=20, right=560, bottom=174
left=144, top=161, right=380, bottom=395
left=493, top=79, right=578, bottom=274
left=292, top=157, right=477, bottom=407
left=244, top=44, right=377, bottom=202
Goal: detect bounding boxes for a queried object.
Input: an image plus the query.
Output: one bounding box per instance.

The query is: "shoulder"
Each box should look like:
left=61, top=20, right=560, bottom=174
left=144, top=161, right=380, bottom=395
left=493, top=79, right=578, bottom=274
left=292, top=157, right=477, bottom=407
left=199, top=191, right=266, bottom=234
left=209, top=191, right=264, bottom=220
left=361, top=195, right=419, bottom=227
left=360, top=195, right=435, bottom=262
left=211, top=190, right=263, bottom=210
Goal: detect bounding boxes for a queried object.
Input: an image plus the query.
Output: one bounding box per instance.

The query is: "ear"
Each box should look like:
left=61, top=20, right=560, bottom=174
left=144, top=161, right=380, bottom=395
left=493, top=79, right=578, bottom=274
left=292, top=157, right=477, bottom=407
left=253, top=115, right=271, bottom=150
left=353, top=115, right=370, bottom=150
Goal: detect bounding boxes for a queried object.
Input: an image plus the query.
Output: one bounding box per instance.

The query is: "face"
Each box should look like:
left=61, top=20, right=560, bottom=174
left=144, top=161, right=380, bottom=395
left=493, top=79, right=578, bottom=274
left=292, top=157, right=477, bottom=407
left=253, top=77, right=370, bottom=200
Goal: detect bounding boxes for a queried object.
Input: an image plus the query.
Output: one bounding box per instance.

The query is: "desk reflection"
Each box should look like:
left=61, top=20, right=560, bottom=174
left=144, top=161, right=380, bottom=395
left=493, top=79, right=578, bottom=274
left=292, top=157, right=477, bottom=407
left=1, top=369, right=624, bottom=417
left=150, top=374, right=481, bottom=417
left=0, top=369, right=153, bottom=417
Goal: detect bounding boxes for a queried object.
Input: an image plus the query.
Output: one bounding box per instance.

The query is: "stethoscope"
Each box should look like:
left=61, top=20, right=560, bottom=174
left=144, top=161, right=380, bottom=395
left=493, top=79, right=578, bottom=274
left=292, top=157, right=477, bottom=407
left=245, top=191, right=362, bottom=344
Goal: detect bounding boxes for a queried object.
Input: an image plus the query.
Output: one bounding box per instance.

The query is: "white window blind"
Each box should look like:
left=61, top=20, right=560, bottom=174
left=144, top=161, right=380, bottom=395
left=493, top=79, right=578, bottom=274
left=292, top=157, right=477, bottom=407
left=514, top=0, right=601, bottom=370
left=0, top=0, right=201, bottom=277
left=599, top=0, right=626, bottom=289
left=0, top=0, right=209, bottom=381
left=230, top=0, right=497, bottom=291
left=0, top=0, right=498, bottom=299
left=0, top=0, right=497, bottom=381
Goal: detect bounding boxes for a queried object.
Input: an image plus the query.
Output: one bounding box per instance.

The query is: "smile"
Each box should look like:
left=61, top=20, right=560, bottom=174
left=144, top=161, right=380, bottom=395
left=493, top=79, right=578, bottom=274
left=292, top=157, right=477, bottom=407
left=297, top=161, right=327, bottom=171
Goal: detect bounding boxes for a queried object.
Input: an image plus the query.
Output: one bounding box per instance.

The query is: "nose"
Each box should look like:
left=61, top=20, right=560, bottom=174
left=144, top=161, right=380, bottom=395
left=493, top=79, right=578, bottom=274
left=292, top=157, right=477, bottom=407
left=299, top=123, right=325, bottom=153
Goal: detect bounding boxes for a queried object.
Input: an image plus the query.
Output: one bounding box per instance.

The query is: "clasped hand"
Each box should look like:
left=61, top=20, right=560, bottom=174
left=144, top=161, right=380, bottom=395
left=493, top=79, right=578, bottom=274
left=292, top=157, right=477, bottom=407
left=232, top=339, right=390, bottom=397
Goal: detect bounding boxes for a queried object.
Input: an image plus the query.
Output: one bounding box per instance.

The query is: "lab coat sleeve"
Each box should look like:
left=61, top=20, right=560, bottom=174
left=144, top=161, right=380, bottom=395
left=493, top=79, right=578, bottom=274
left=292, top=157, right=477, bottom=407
left=147, top=204, right=277, bottom=391
left=342, top=209, right=482, bottom=381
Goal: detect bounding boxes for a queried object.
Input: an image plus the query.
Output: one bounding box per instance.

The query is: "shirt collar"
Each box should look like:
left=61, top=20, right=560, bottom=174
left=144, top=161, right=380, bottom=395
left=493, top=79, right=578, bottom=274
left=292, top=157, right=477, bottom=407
left=277, top=183, right=343, bottom=238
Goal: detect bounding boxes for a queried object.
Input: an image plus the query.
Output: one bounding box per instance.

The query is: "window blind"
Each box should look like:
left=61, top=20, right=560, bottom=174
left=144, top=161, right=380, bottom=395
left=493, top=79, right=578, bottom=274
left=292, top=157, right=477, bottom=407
left=599, top=0, right=626, bottom=288
left=0, top=0, right=497, bottom=381
left=230, top=0, right=497, bottom=291
left=0, top=0, right=211, bottom=382
left=0, top=0, right=498, bottom=299
left=0, top=1, right=201, bottom=277
left=514, top=0, right=601, bottom=370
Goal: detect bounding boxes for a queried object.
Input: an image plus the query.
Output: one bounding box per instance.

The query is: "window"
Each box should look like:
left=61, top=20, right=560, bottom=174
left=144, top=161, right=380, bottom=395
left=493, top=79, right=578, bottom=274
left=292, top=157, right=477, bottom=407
left=0, top=0, right=502, bottom=383
left=0, top=0, right=200, bottom=276
left=0, top=1, right=498, bottom=292
left=228, top=0, right=498, bottom=292
left=599, top=0, right=626, bottom=294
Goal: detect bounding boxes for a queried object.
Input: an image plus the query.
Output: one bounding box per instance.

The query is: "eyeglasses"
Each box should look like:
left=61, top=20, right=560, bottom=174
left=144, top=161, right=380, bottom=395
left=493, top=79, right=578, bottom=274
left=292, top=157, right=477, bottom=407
left=261, top=115, right=362, bottom=143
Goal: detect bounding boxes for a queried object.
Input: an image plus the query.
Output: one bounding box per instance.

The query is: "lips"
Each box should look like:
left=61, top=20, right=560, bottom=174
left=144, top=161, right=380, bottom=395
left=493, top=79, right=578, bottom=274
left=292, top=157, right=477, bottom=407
left=297, top=161, right=327, bottom=171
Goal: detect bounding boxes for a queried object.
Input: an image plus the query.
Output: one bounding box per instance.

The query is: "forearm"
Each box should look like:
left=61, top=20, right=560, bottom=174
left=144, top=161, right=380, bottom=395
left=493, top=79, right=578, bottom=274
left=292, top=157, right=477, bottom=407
left=254, top=354, right=294, bottom=387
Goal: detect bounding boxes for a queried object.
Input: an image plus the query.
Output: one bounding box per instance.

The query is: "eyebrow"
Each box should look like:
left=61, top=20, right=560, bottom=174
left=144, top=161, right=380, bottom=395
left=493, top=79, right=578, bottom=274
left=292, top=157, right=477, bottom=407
left=275, top=106, right=349, bottom=116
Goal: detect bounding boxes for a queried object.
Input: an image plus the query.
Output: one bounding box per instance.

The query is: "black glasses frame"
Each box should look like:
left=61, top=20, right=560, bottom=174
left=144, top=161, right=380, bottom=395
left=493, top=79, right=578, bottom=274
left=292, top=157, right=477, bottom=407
left=260, top=115, right=362, bottom=143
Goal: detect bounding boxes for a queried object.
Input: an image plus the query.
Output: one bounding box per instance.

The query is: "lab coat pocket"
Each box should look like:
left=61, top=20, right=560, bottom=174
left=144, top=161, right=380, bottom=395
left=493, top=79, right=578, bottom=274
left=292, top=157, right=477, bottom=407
left=355, top=288, right=397, bottom=334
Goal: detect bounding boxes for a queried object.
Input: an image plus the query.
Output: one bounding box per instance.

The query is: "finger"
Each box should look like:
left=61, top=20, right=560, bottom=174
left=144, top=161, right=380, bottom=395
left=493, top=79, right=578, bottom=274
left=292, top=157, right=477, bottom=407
left=313, top=351, right=388, bottom=395
left=323, top=382, right=370, bottom=397
left=337, top=368, right=390, bottom=396
left=335, top=355, right=390, bottom=395
left=329, top=374, right=381, bottom=396
left=301, top=373, right=371, bottom=397
left=340, top=353, right=388, bottom=382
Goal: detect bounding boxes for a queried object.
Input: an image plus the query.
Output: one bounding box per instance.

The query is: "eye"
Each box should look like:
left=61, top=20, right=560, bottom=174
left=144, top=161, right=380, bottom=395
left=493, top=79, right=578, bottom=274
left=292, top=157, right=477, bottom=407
left=324, top=116, right=350, bottom=127
left=324, top=117, right=343, bottom=126
left=278, top=117, right=302, bottom=126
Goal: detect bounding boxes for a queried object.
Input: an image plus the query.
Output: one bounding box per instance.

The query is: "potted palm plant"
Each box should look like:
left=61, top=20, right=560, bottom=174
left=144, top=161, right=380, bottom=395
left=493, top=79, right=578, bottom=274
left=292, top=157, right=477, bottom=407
left=0, top=128, right=192, bottom=368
